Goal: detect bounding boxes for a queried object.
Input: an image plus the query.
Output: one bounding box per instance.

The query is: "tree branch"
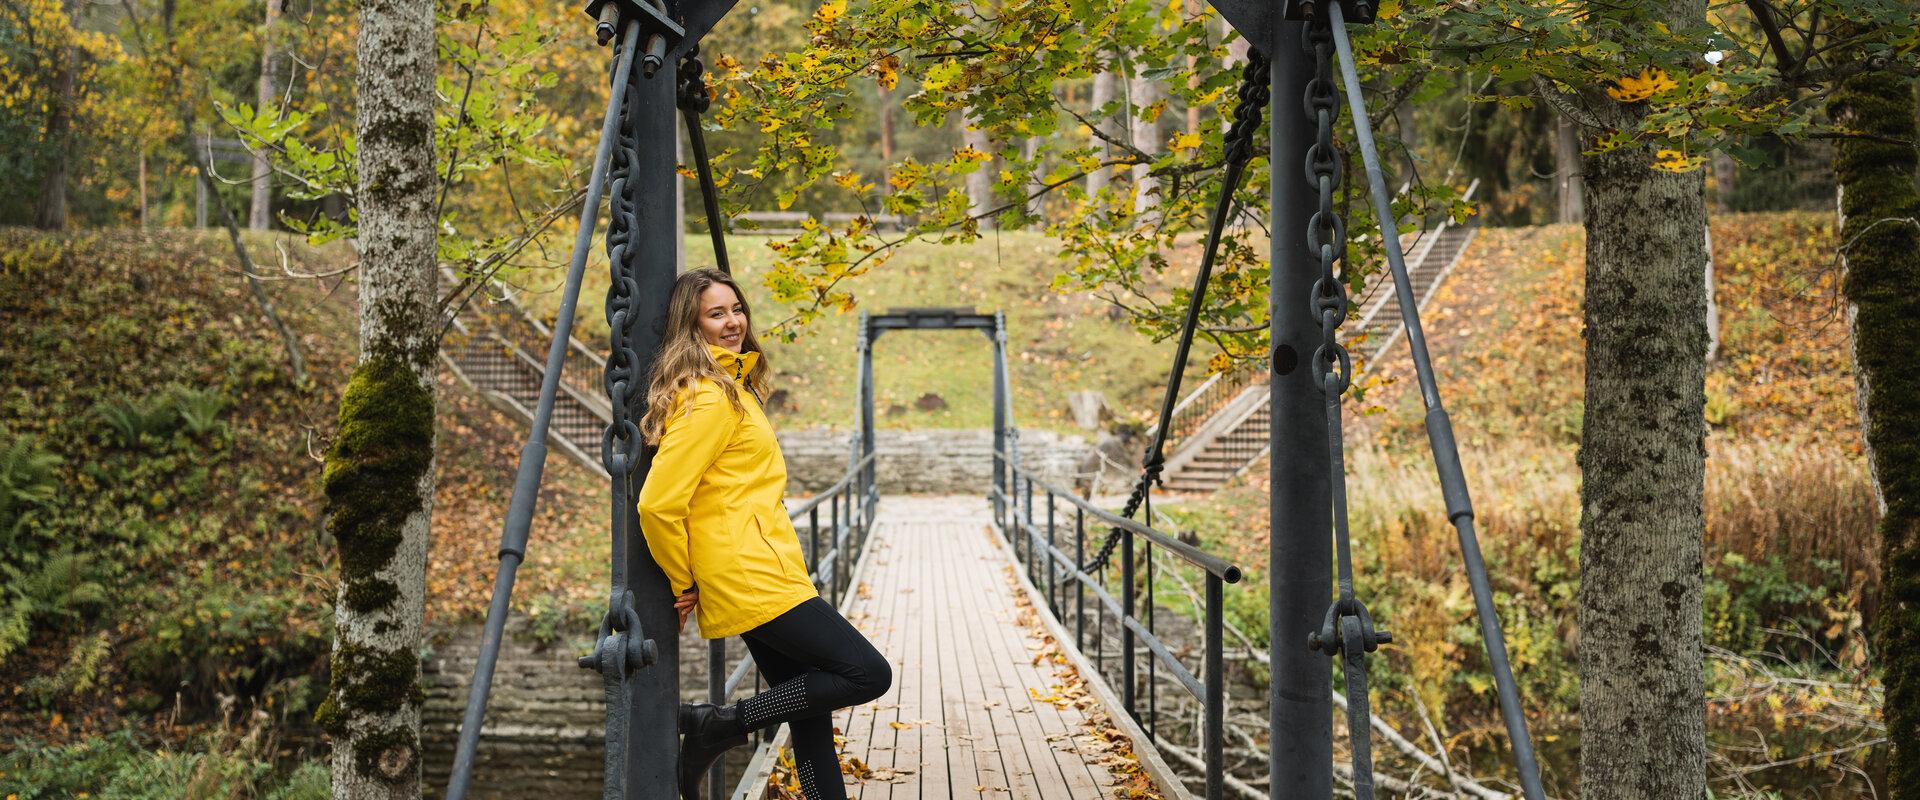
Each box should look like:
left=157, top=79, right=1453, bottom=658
left=1744, top=0, right=1799, bottom=76
left=1530, top=75, right=1607, bottom=131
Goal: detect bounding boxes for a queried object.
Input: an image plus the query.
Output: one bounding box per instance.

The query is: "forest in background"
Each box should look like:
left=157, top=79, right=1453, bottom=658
left=4, top=0, right=1918, bottom=798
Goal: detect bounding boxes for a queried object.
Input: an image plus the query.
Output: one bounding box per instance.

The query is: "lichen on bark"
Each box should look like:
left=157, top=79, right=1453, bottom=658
left=1576, top=140, right=1711, bottom=800
left=1830, top=69, right=1920, bottom=800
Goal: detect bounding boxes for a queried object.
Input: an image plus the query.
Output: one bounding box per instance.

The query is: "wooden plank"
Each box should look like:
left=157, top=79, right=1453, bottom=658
left=965, top=523, right=1075, bottom=799
left=979, top=524, right=1115, bottom=796
left=853, top=511, right=910, bottom=800
left=948, top=515, right=1022, bottom=798
left=802, top=498, right=1136, bottom=800
left=909, top=519, right=951, bottom=800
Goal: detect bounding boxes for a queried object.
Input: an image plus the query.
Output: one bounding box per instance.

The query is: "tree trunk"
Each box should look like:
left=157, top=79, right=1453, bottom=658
left=138, top=150, right=149, bottom=228
left=249, top=0, right=283, bottom=230
left=34, top=0, right=80, bottom=231
left=1554, top=116, right=1584, bottom=225
left=317, top=0, right=438, bottom=796
left=1087, top=69, right=1119, bottom=199
left=878, top=85, right=895, bottom=163
left=1574, top=2, right=1711, bottom=789
left=1831, top=68, right=1920, bottom=800
left=1127, top=67, right=1161, bottom=221
left=1575, top=136, right=1710, bottom=800
left=1703, top=225, right=1719, bottom=364
left=1022, top=134, right=1043, bottom=220
left=962, top=116, right=994, bottom=221
left=1710, top=150, right=1736, bottom=213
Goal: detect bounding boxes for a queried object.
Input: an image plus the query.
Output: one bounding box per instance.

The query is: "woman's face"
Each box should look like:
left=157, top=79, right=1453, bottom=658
left=696, top=283, right=748, bottom=353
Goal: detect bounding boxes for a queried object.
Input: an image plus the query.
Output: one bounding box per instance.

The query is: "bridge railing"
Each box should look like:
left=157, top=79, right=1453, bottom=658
left=708, top=443, right=880, bottom=799
left=990, top=450, right=1243, bottom=800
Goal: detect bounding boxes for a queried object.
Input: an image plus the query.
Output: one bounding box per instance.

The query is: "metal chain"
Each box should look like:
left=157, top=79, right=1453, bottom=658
left=1300, top=13, right=1389, bottom=800
left=676, top=47, right=731, bottom=275
left=1077, top=53, right=1271, bottom=575
left=583, top=30, right=650, bottom=800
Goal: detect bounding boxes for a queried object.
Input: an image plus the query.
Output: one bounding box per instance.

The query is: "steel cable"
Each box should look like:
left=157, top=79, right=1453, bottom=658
left=1078, top=53, right=1271, bottom=575
left=1324, top=4, right=1546, bottom=798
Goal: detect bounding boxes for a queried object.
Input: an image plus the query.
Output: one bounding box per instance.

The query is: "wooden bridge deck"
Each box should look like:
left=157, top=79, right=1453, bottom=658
left=801, top=496, right=1137, bottom=800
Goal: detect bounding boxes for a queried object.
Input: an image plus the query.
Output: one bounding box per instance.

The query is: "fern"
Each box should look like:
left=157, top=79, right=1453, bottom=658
left=168, top=385, right=231, bottom=438
left=0, top=430, right=62, bottom=548
left=0, top=548, right=105, bottom=663
left=94, top=395, right=181, bottom=448
left=24, top=630, right=111, bottom=704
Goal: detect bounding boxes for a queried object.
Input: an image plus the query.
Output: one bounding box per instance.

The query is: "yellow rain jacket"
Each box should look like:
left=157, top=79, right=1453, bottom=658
left=636, top=344, right=818, bottom=639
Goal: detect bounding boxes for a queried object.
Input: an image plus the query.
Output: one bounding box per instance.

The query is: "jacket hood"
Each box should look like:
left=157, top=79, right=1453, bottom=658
left=707, top=343, right=760, bottom=385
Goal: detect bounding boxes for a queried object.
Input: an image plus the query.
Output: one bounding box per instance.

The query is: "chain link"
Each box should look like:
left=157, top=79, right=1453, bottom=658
left=1301, top=13, right=1389, bottom=800
left=1076, top=53, right=1271, bottom=575
left=677, top=47, right=732, bottom=275
left=590, top=35, right=647, bottom=800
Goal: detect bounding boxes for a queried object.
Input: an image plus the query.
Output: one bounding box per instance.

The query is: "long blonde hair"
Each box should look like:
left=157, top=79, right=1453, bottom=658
left=640, top=268, right=772, bottom=445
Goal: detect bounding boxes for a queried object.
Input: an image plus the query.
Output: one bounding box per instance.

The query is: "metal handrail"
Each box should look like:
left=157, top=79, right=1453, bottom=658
left=990, top=447, right=1240, bottom=800
left=993, top=450, right=1241, bottom=582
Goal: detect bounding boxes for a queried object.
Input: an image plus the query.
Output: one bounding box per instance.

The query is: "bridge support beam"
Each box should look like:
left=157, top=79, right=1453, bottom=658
left=615, top=42, right=682, bottom=800
left=1265, top=16, right=1334, bottom=800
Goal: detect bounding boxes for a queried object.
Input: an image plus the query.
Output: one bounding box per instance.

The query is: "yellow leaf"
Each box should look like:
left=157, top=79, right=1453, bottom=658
left=1653, top=149, right=1703, bottom=172
left=815, top=0, right=847, bottom=24
left=888, top=720, right=912, bottom=730
left=832, top=171, right=867, bottom=191
left=1169, top=131, right=1202, bottom=151
left=1606, top=67, right=1678, bottom=103
left=872, top=56, right=900, bottom=91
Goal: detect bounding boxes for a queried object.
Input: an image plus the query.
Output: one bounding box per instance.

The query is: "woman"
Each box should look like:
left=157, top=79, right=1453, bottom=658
left=635, top=267, right=891, bottom=800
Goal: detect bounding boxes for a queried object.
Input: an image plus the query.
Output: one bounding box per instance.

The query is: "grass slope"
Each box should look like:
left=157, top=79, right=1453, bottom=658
left=1167, top=212, right=1879, bottom=797
left=0, top=228, right=605, bottom=755
left=517, top=231, right=1209, bottom=433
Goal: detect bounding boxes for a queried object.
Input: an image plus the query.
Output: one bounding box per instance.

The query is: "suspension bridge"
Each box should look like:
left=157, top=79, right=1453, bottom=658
left=432, top=1, right=1548, bottom=799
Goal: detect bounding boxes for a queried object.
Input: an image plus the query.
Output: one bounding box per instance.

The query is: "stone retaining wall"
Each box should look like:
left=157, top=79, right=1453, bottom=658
left=779, top=427, right=1092, bottom=494
left=421, top=626, right=762, bottom=799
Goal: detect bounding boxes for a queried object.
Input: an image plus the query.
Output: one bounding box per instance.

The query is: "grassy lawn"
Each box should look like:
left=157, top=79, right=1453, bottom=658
left=513, top=230, right=1212, bottom=434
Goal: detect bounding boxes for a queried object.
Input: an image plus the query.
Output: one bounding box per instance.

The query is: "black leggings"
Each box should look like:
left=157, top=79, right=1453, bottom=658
left=736, top=597, right=890, bottom=800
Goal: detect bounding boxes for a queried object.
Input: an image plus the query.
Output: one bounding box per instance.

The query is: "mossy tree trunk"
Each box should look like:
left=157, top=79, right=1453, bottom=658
left=317, top=0, right=438, bottom=797
left=1561, top=1, right=1711, bottom=796
left=1830, top=69, right=1920, bottom=800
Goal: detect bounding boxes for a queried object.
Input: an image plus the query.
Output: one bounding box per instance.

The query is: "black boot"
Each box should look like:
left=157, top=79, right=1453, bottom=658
left=678, top=702, right=748, bottom=800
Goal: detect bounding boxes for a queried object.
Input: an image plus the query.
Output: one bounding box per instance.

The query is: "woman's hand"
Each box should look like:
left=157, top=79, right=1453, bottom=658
left=674, top=588, right=699, bottom=633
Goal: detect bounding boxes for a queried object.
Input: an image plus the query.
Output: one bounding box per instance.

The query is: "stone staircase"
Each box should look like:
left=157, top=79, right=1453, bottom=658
left=440, top=281, right=613, bottom=477
left=1158, top=192, right=1480, bottom=494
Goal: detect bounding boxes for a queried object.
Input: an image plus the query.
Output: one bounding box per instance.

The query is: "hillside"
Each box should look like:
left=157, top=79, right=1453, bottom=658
left=0, top=229, right=606, bottom=769
left=1165, top=212, right=1880, bottom=797
left=515, top=231, right=1213, bottom=433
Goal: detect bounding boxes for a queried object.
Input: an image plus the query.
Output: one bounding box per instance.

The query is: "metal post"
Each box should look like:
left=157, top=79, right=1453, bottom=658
left=1046, top=493, right=1057, bottom=612
left=1269, top=14, right=1335, bottom=798
left=809, top=506, right=821, bottom=578
left=1120, top=522, right=1136, bottom=721
left=1075, top=507, right=1086, bottom=649
left=831, top=491, right=843, bottom=603
left=1204, top=575, right=1225, bottom=800
left=1143, top=493, right=1156, bottom=740
left=859, top=312, right=877, bottom=500
left=618, top=45, right=682, bottom=799
left=1023, top=477, right=1035, bottom=584
left=991, top=317, right=1007, bottom=523
left=707, top=637, right=725, bottom=800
